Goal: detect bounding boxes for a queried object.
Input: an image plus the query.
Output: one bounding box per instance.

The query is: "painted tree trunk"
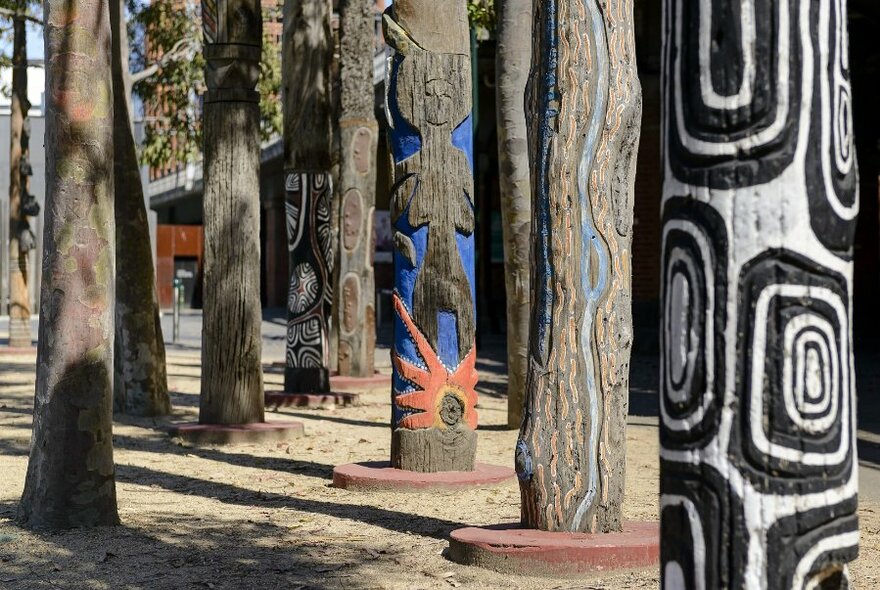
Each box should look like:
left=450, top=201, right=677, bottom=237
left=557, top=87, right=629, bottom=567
left=111, top=0, right=171, bottom=417
left=18, top=0, right=120, bottom=529
left=7, top=15, right=33, bottom=349
left=282, top=0, right=334, bottom=393
left=495, top=0, right=532, bottom=430
left=515, top=0, right=641, bottom=533
left=384, top=0, right=478, bottom=473
left=334, top=0, right=378, bottom=379
left=199, top=0, right=265, bottom=424
left=660, top=0, right=860, bottom=587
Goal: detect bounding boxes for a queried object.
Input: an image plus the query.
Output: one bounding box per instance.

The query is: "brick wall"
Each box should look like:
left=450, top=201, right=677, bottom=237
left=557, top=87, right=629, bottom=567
left=631, top=73, right=662, bottom=304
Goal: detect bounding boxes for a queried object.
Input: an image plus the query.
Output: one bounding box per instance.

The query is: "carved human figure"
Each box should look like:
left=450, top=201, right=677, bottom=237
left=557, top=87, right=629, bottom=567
left=660, top=0, right=859, bottom=587
left=384, top=0, right=478, bottom=473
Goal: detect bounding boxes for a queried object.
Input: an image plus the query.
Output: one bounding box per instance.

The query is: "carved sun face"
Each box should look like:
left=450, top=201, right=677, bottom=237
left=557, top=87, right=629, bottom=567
left=392, top=293, right=478, bottom=431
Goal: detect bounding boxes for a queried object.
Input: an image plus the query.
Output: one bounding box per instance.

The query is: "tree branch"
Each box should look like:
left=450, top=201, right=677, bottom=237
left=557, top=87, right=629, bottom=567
left=0, top=8, right=43, bottom=26
left=131, top=37, right=199, bottom=85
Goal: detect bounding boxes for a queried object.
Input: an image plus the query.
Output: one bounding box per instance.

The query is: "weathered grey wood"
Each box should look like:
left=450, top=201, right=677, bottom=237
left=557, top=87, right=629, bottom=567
left=515, top=0, right=641, bottom=533
left=495, top=0, right=531, bottom=429
left=6, top=15, right=33, bottom=349
left=199, top=0, right=265, bottom=424
left=282, top=0, right=335, bottom=393
left=111, top=0, right=171, bottom=417
left=385, top=0, right=478, bottom=472
left=660, top=0, right=860, bottom=586
left=335, top=0, right=377, bottom=378
left=18, top=0, right=120, bottom=529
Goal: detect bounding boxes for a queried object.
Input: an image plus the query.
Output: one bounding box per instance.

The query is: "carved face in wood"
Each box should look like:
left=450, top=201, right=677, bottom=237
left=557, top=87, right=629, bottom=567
left=424, top=79, right=457, bottom=127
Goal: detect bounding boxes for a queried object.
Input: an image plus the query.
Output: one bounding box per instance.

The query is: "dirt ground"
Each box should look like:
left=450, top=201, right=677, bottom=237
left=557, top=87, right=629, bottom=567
left=1, top=346, right=878, bottom=589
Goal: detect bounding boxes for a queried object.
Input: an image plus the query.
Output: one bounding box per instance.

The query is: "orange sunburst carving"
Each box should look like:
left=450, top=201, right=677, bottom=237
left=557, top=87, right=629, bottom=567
left=392, top=293, right=478, bottom=431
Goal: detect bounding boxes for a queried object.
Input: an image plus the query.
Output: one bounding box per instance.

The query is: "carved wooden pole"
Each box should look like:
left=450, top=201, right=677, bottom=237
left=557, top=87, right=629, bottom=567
left=515, top=0, right=641, bottom=532
left=660, top=0, right=860, bottom=586
left=7, top=14, right=36, bottom=349
left=384, top=0, right=478, bottom=472
left=335, top=0, right=378, bottom=378
left=282, top=0, right=334, bottom=393
left=18, top=0, right=119, bottom=528
left=495, top=0, right=532, bottom=429
left=199, top=0, right=265, bottom=424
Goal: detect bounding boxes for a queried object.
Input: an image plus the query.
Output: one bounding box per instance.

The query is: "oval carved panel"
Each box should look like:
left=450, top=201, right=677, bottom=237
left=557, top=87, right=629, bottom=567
left=352, top=127, right=374, bottom=175
left=342, top=189, right=364, bottom=251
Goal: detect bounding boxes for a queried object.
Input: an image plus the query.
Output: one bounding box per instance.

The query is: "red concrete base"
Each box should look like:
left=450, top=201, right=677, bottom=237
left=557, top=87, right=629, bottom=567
left=167, top=421, right=305, bottom=445
left=265, top=363, right=390, bottom=391
left=265, top=391, right=359, bottom=409
left=0, top=346, right=37, bottom=356
left=329, top=371, right=391, bottom=390
left=332, top=461, right=516, bottom=492
left=447, top=522, right=659, bottom=577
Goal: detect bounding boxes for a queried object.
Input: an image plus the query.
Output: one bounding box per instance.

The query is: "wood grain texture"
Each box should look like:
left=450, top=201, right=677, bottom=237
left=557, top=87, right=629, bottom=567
left=111, top=0, right=170, bottom=417
left=335, top=0, right=378, bottom=378
left=660, top=0, right=860, bottom=586
left=385, top=0, right=478, bottom=472
left=516, top=0, right=641, bottom=533
left=495, top=0, right=532, bottom=429
left=18, top=0, right=120, bottom=529
left=283, top=0, right=333, bottom=171
left=199, top=0, right=265, bottom=424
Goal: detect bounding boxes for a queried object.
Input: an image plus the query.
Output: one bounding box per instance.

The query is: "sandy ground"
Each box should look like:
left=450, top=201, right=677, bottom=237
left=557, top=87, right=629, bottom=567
left=1, top=343, right=878, bottom=589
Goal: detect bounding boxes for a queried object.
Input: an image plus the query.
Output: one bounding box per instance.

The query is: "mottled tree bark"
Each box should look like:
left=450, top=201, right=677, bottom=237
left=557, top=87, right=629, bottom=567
left=385, top=0, right=479, bottom=472
left=111, top=0, right=170, bottom=417
left=7, top=14, right=33, bottom=349
left=515, top=0, right=641, bottom=533
left=282, top=0, right=334, bottom=393
left=495, top=0, right=531, bottom=430
left=335, top=0, right=377, bottom=378
left=18, top=0, right=120, bottom=529
left=660, top=0, right=859, bottom=587
left=199, top=0, right=265, bottom=424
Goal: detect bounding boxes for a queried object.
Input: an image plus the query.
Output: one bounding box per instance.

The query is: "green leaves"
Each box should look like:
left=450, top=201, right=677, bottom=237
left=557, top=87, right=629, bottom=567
left=132, top=0, right=282, bottom=171
left=466, top=0, right=495, bottom=34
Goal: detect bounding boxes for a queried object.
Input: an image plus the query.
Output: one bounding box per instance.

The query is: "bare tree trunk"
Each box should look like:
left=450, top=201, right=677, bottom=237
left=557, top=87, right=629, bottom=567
left=7, top=15, right=33, bottom=348
left=282, top=0, right=334, bottom=393
left=495, top=0, right=531, bottom=429
left=335, top=0, right=377, bottom=378
left=660, top=0, right=859, bottom=586
left=111, top=0, right=170, bottom=417
left=18, top=0, right=120, bottom=529
left=199, top=0, right=265, bottom=424
left=515, top=0, right=641, bottom=533
left=384, top=0, right=478, bottom=472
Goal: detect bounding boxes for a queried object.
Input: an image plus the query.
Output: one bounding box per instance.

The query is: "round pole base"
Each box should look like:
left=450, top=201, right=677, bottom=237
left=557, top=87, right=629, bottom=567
left=448, top=522, right=659, bottom=577
left=266, top=363, right=391, bottom=391
left=329, top=371, right=391, bottom=390
left=167, top=421, right=305, bottom=445
left=332, top=461, right=515, bottom=492
left=265, top=391, right=359, bottom=409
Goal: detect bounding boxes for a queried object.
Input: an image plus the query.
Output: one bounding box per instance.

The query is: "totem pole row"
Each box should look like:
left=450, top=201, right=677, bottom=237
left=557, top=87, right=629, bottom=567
left=275, top=0, right=861, bottom=584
